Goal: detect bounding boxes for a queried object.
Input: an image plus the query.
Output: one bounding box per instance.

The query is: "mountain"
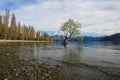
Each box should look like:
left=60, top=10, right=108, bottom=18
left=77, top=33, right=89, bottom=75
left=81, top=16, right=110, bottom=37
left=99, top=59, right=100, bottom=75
left=39, top=30, right=64, bottom=36
left=100, top=33, right=120, bottom=42
left=41, top=30, right=105, bottom=41
left=51, top=35, right=64, bottom=41
left=52, top=35, right=103, bottom=41
left=40, top=30, right=106, bottom=37
left=83, top=36, right=103, bottom=41
left=68, top=36, right=103, bottom=41
left=81, top=32, right=104, bottom=37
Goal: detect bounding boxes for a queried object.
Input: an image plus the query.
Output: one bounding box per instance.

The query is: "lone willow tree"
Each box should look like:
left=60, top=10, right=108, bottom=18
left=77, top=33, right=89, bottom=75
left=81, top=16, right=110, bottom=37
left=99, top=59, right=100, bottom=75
left=60, top=19, right=82, bottom=44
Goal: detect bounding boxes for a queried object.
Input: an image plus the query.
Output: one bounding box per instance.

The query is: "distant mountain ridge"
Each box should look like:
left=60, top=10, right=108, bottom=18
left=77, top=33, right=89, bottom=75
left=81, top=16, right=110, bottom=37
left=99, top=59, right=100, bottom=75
left=41, top=31, right=120, bottom=42
left=100, top=33, right=120, bottom=42
left=52, top=35, right=103, bottom=41
left=83, top=36, right=103, bottom=41
left=51, top=33, right=120, bottom=42
left=40, top=30, right=105, bottom=37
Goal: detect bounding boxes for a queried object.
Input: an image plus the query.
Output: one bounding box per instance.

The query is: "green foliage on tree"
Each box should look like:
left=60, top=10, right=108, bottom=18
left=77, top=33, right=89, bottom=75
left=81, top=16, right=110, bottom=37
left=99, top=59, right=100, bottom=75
left=76, top=36, right=83, bottom=41
left=60, top=19, right=81, bottom=44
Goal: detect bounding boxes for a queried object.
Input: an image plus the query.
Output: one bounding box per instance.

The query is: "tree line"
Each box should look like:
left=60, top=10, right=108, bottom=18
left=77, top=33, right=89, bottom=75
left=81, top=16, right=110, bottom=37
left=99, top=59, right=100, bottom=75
left=0, top=9, right=52, bottom=41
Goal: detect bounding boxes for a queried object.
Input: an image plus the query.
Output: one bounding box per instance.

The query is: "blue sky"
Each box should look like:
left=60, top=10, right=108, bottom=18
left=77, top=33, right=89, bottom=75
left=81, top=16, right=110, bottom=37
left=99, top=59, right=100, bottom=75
left=0, top=0, right=120, bottom=36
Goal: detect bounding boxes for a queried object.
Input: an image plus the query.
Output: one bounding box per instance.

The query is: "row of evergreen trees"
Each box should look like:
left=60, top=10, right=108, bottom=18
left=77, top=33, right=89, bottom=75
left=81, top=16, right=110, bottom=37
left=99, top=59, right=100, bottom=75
left=0, top=9, right=52, bottom=41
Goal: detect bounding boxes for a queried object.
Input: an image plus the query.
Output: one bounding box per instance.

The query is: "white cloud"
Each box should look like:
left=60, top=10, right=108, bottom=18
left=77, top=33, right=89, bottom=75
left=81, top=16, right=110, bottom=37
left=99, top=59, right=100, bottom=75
left=10, top=0, right=120, bottom=35
left=81, top=20, right=120, bottom=35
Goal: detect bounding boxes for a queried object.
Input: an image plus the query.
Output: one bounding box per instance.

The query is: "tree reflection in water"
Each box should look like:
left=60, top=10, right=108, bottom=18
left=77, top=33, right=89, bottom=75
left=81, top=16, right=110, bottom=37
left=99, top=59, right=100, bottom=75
left=61, top=44, right=83, bottom=80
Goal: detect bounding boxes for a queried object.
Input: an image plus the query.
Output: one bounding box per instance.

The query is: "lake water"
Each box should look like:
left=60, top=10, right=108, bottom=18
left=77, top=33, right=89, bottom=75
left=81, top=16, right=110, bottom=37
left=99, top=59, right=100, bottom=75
left=2, top=41, right=120, bottom=80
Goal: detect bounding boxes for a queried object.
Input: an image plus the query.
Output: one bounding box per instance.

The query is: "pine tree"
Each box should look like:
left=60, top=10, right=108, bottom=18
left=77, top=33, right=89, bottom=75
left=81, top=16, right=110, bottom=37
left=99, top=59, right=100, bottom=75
left=36, top=31, right=40, bottom=40
left=0, top=13, right=2, bottom=38
left=3, top=9, right=10, bottom=39
left=10, top=13, right=17, bottom=40
left=42, top=32, right=52, bottom=41
left=17, top=22, right=21, bottom=40
left=0, top=9, right=53, bottom=41
left=24, top=25, right=29, bottom=40
left=29, top=26, right=35, bottom=40
left=21, top=25, right=25, bottom=40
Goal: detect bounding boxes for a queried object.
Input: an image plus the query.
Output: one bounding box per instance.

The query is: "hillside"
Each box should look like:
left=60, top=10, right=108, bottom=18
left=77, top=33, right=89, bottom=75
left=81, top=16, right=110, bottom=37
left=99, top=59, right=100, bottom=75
left=52, top=35, right=103, bottom=41
left=100, top=33, right=120, bottom=42
left=83, top=36, right=103, bottom=41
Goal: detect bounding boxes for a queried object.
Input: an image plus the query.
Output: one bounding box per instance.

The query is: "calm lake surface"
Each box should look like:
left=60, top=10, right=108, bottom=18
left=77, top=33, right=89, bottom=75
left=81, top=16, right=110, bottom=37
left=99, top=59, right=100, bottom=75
left=1, top=41, right=120, bottom=80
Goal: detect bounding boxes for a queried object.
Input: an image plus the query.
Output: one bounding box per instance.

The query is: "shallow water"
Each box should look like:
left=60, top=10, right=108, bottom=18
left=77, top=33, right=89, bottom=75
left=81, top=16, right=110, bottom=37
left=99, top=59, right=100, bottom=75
left=1, top=41, right=120, bottom=80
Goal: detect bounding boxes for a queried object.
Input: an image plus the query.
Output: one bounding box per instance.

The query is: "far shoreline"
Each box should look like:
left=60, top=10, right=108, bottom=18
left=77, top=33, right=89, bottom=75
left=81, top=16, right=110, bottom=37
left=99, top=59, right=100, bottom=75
left=0, top=40, right=52, bottom=42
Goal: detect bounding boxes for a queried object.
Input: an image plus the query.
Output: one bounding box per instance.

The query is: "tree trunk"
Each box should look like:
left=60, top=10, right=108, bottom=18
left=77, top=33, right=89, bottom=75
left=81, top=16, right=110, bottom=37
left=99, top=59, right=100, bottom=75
left=63, top=36, right=68, bottom=45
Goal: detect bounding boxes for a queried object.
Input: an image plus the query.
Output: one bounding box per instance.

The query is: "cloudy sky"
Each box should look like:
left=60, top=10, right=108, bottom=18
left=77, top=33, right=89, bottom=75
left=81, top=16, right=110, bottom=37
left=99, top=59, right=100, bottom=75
left=0, top=0, right=120, bottom=36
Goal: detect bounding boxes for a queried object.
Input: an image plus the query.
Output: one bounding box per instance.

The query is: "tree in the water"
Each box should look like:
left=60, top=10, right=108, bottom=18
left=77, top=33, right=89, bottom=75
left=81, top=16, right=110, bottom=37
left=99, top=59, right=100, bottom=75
left=60, top=19, right=81, bottom=44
